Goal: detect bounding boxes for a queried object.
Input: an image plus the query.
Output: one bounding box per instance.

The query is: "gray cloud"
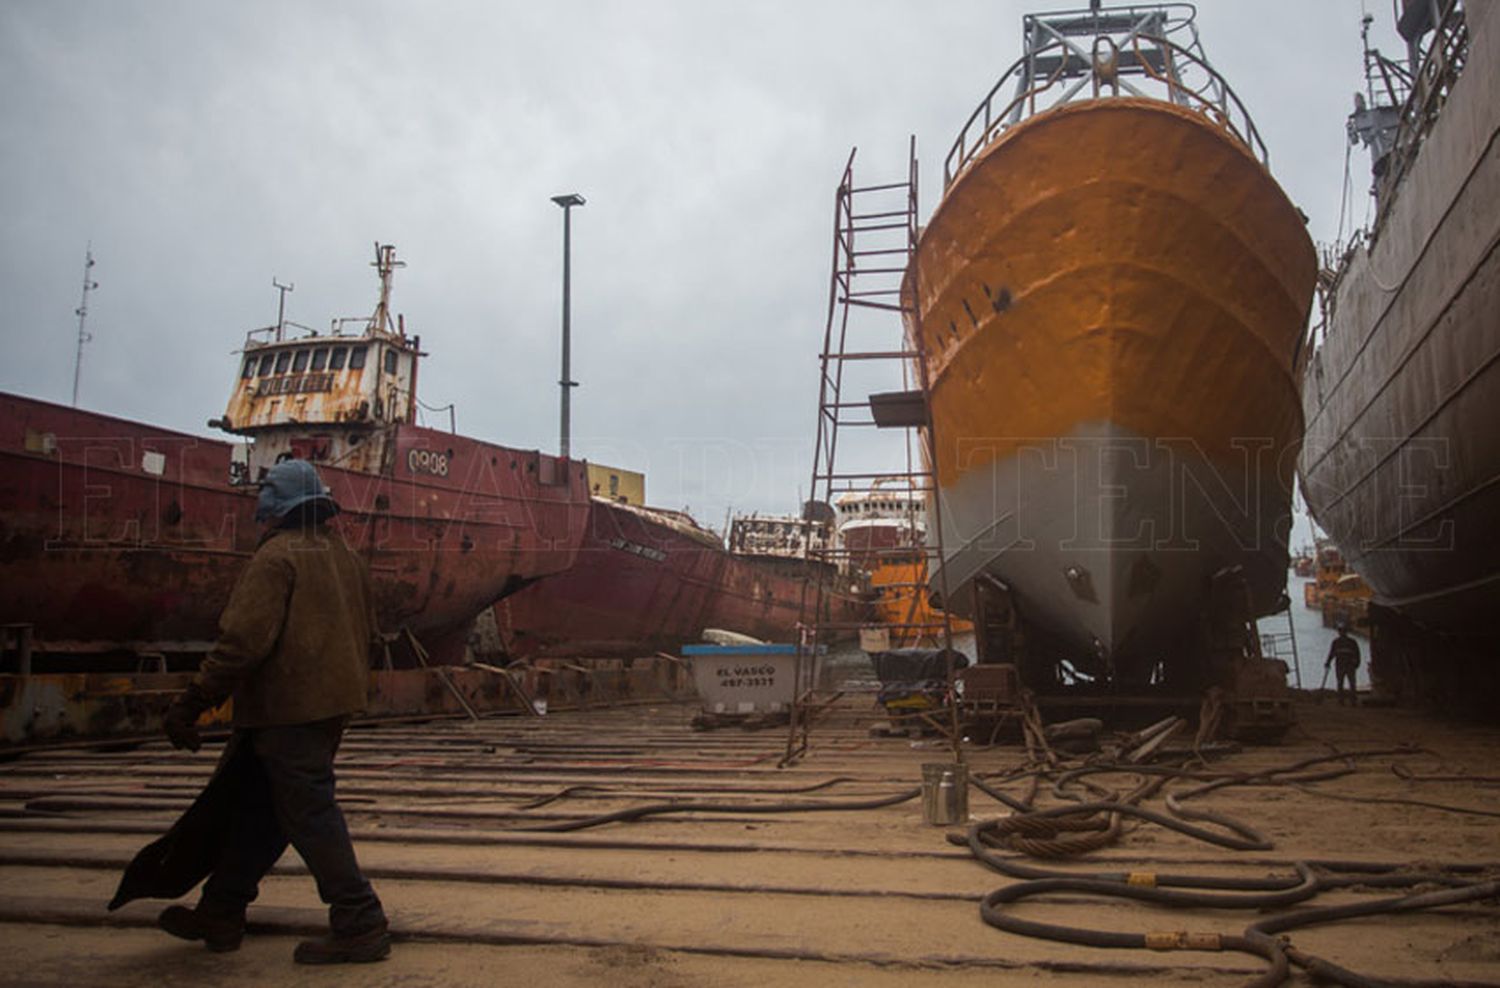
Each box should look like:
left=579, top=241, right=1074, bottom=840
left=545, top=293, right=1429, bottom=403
left=1, top=0, right=1398, bottom=526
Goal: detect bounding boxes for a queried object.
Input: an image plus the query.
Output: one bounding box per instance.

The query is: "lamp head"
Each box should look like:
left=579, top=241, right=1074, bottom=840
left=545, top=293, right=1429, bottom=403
left=551, top=193, right=586, bottom=208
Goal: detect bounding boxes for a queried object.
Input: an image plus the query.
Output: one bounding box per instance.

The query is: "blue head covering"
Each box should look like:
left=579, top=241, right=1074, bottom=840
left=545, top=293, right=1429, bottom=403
left=255, top=459, right=339, bottom=523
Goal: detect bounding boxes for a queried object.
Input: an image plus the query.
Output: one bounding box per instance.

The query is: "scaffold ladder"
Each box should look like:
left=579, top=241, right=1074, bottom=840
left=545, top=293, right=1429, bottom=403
left=783, top=139, right=962, bottom=766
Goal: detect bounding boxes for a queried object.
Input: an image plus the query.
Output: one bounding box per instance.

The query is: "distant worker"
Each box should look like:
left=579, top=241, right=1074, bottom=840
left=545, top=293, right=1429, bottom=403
left=158, top=459, right=390, bottom=964
left=1325, top=624, right=1362, bottom=707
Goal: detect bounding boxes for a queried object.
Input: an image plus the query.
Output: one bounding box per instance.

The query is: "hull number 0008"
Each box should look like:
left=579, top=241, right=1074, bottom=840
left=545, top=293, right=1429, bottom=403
left=407, top=448, right=450, bottom=477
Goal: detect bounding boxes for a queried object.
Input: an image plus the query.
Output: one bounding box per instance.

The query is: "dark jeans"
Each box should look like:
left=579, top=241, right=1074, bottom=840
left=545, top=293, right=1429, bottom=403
left=199, top=717, right=385, bottom=937
left=1334, top=660, right=1359, bottom=705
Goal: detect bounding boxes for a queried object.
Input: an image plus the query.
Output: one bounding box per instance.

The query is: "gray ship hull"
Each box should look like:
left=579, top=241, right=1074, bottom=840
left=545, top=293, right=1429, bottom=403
left=934, top=422, right=1293, bottom=686
left=1299, top=0, right=1500, bottom=636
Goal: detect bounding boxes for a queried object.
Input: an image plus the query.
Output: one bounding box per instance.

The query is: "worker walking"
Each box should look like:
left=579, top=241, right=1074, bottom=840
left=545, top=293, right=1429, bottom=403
left=155, top=459, right=390, bottom=964
left=1325, top=624, right=1362, bottom=707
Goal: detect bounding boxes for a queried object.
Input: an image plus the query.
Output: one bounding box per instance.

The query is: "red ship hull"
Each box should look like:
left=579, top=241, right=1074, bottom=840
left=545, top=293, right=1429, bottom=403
left=705, top=553, right=867, bottom=645
left=495, top=501, right=873, bottom=658
left=838, top=520, right=921, bottom=572
left=495, top=499, right=724, bottom=659
left=703, top=553, right=807, bottom=643
left=0, top=392, right=588, bottom=662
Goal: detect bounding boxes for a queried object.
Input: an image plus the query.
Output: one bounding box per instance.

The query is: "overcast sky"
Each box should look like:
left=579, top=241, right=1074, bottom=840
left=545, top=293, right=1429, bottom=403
left=1, top=0, right=1402, bottom=528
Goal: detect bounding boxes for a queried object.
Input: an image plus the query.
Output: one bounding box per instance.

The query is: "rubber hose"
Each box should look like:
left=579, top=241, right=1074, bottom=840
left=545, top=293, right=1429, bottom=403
left=515, top=776, right=864, bottom=810
left=957, top=832, right=1305, bottom=890
left=968, top=776, right=1034, bottom=812
left=1246, top=881, right=1500, bottom=988
left=1249, top=879, right=1500, bottom=938
left=982, top=799, right=1272, bottom=851
left=979, top=878, right=1290, bottom=988
left=510, top=786, right=923, bottom=833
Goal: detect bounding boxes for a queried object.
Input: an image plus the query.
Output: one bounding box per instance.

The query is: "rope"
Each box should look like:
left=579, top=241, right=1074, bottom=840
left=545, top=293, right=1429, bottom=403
left=1018, top=690, right=1057, bottom=768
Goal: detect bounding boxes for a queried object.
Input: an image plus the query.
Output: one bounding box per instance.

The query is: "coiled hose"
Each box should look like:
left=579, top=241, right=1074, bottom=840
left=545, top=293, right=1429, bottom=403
left=962, top=745, right=1500, bottom=987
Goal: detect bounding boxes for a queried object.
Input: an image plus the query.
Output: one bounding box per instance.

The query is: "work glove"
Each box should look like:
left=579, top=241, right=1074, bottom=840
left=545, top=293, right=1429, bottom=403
left=163, top=683, right=216, bottom=752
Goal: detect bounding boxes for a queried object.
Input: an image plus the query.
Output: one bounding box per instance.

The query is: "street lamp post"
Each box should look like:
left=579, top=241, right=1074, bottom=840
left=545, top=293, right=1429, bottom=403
left=551, top=193, right=585, bottom=459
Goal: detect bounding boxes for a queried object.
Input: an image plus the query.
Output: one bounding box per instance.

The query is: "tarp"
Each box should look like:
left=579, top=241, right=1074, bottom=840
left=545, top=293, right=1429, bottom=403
left=107, top=736, right=259, bottom=911
left=869, top=648, right=965, bottom=686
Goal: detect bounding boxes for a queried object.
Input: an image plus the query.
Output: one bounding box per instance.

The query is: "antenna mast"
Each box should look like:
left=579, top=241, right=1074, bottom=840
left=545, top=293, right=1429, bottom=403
left=71, top=245, right=98, bottom=407
left=371, top=242, right=404, bottom=335
left=272, top=277, right=294, bottom=341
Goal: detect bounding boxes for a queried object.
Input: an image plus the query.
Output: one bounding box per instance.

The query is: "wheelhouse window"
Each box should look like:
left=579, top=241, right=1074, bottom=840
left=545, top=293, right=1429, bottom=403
left=292, top=349, right=310, bottom=373
left=274, top=351, right=291, bottom=374
left=349, top=345, right=367, bottom=370
left=384, top=348, right=398, bottom=374
left=311, top=347, right=328, bottom=371
left=257, top=354, right=275, bottom=376
left=329, top=347, right=347, bottom=370
left=241, top=357, right=255, bottom=379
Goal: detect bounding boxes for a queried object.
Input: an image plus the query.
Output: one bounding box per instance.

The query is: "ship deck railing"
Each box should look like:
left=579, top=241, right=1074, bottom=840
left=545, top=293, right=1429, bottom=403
left=945, top=7, right=1267, bottom=186
left=1372, top=0, right=1469, bottom=225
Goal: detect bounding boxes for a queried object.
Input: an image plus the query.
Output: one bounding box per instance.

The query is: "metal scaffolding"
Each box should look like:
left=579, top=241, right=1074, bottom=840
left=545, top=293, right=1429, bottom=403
left=783, top=139, right=962, bottom=766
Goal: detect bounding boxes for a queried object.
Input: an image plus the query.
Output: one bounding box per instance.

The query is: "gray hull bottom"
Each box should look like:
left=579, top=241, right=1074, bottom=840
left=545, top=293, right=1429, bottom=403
left=931, top=422, right=1292, bottom=683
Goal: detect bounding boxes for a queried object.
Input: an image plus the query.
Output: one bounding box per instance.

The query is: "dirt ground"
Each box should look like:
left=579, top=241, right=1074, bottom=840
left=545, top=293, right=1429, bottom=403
left=1, top=694, right=1497, bottom=986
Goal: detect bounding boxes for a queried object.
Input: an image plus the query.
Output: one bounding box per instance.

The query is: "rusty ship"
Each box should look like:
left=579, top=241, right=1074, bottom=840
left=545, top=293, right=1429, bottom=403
left=491, top=502, right=873, bottom=661
left=716, top=512, right=869, bottom=645
left=1300, top=0, right=1500, bottom=712
left=834, top=482, right=925, bottom=568
left=493, top=497, right=724, bottom=660
left=907, top=4, right=1318, bottom=702
left=0, top=244, right=600, bottom=744
left=834, top=485, right=971, bottom=648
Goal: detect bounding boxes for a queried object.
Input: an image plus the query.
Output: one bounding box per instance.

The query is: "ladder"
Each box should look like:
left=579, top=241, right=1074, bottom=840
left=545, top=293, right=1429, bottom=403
left=783, top=139, right=962, bottom=765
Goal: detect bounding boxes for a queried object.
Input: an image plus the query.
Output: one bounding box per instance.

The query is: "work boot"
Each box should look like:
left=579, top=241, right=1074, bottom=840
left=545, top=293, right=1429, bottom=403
left=158, top=904, right=245, bottom=952
left=293, top=925, right=391, bottom=965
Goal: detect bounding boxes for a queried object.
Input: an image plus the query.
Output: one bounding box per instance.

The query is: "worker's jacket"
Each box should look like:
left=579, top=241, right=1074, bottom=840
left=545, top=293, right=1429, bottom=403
left=1328, top=636, right=1361, bottom=670
left=195, top=525, right=378, bottom=726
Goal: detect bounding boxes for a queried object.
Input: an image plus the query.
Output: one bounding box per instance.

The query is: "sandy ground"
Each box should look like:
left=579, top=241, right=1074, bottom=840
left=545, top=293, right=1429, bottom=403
left=1, top=695, right=1498, bottom=986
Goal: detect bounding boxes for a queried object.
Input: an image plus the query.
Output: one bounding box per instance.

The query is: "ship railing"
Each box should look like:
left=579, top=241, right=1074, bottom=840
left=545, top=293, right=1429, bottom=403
left=415, top=395, right=457, bottom=434
left=241, top=319, right=350, bottom=348
left=332, top=315, right=380, bottom=336
left=243, top=325, right=280, bottom=346
left=944, top=27, right=1267, bottom=187
left=1373, top=0, right=1468, bottom=223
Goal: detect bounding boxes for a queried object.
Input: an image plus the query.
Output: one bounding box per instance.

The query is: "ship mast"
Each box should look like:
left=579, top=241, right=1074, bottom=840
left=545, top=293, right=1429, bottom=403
left=71, top=245, right=98, bottom=407
left=272, top=277, right=293, bottom=341
left=370, top=242, right=404, bottom=336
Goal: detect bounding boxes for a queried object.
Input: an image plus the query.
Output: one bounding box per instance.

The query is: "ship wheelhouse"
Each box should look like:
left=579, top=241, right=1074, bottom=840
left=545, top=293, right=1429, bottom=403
left=211, top=244, right=425, bottom=479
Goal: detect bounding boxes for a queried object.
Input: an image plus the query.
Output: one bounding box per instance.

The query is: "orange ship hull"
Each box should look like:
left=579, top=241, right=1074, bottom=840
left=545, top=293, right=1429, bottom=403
left=868, top=555, right=972, bottom=647
left=909, top=98, right=1317, bottom=683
